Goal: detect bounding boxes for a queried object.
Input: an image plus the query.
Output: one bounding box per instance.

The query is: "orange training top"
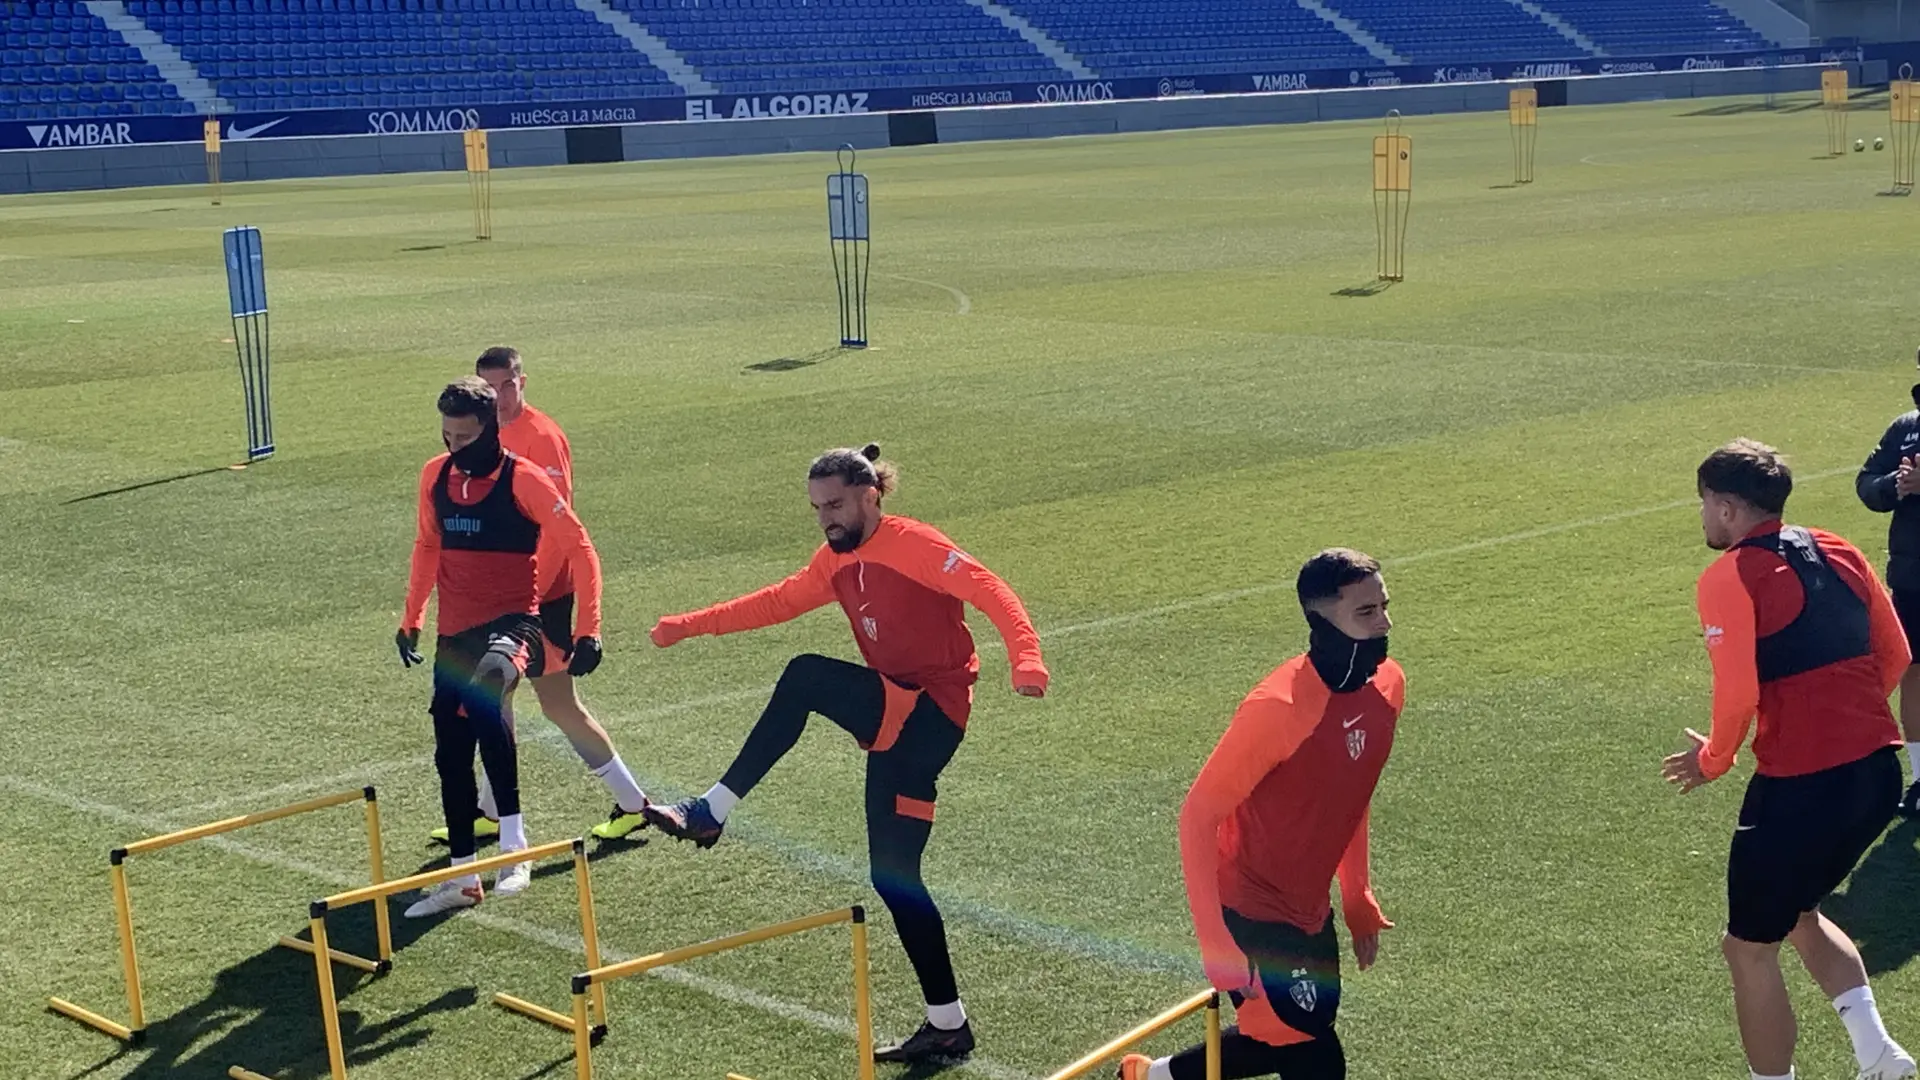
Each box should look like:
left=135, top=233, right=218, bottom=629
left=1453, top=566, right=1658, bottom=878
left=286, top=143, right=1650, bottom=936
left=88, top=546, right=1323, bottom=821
left=1180, top=654, right=1403, bottom=982
left=498, top=403, right=577, bottom=601
left=1695, top=522, right=1905, bottom=780
left=403, top=450, right=604, bottom=638
left=657, top=514, right=1047, bottom=726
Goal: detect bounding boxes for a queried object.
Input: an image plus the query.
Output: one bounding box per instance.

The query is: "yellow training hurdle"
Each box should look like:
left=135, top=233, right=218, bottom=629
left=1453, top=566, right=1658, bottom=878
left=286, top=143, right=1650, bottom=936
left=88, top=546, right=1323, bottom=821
left=235, top=835, right=606, bottom=1080
left=563, top=906, right=875, bottom=1080
left=1044, top=989, right=1223, bottom=1080
left=48, top=786, right=390, bottom=1045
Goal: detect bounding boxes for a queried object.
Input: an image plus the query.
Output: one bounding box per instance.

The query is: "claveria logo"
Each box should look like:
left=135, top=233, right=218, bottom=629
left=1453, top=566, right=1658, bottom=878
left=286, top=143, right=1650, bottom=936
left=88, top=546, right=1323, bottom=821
left=1251, top=73, right=1310, bottom=91
left=1599, top=61, right=1657, bottom=75
left=1510, top=62, right=1580, bottom=78
left=1035, top=82, right=1115, bottom=103
left=1682, top=57, right=1727, bottom=70
left=365, top=108, right=480, bottom=134
left=1431, top=66, right=1495, bottom=84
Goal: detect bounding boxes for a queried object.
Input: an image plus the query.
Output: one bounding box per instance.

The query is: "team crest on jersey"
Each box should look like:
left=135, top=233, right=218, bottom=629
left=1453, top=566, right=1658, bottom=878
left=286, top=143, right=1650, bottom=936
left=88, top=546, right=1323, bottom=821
left=862, top=616, right=879, bottom=641
left=1289, top=969, right=1317, bottom=1012
left=1347, top=728, right=1366, bottom=761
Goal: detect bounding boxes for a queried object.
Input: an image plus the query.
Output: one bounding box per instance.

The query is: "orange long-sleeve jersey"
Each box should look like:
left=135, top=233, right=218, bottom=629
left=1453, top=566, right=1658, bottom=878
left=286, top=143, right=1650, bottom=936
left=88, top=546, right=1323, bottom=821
left=498, top=403, right=577, bottom=601
left=1695, top=522, right=1905, bottom=780
left=656, top=515, right=1047, bottom=726
left=1180, top=654, right=1403, bottom=983
left=403, top=450, right=603, bottom=639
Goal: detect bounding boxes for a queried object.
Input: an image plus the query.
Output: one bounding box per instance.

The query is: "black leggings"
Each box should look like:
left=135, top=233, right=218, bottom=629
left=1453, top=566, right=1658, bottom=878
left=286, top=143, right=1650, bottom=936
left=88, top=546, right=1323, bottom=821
left=1166, top=1026, right=1344, bottom=1080
left=720, top=653, right=965, bottom=1006
left=429, top=622, right=531, bottom=859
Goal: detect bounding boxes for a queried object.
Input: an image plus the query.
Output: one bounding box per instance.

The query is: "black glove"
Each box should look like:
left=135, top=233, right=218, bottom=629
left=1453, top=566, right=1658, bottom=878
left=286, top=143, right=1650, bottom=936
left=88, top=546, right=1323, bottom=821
left=395, top=628, right=423, bottom=668
left=568, top=636, right=603, bottom=677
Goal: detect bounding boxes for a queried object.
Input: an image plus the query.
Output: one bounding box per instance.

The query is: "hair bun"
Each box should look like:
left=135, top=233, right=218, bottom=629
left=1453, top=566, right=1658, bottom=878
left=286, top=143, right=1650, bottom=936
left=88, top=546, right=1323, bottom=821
left=860, top=443, right=881, bottom=461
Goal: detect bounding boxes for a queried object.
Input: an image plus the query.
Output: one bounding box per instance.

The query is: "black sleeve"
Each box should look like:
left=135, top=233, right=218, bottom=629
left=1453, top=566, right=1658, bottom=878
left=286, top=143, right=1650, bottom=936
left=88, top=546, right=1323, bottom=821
left=1858, top=416, right=1913, bottom=513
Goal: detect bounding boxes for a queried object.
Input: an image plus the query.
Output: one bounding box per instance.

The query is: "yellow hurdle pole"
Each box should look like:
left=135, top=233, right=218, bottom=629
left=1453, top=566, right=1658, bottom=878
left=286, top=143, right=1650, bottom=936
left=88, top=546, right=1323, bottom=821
left=229, top=1068, right=275, bottom=1080
left=571, top=839, right=609, bottom=1032
left=495, top=992, right=582, bottom=1033
left=361, top=787, right=392, bottom=965
left=277, top=936, right=382, bottom=973
left=1204, top=994, right=1221, bottom=1080
left=121, top=789, right=366, bottom=857
left=578, top=908, right=855, bottom=986
left=1042, top=989, right=1216, bottom=1080
left=110, top=852, right=147, bottom=1036
left=47, top=998, right=135, bottom=1042
left=323, top=837, right=575, bottom=910
left=570, top=980, right=595, bottom=1080
left=851, top=907, right=875, bottom=1080
left=308, top=907, right=349, bottom=1080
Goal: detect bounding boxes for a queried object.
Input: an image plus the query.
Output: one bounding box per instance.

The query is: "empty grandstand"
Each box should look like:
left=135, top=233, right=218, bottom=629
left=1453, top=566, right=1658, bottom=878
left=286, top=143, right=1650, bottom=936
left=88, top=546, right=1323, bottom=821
left=2, top=0, right=1790, bottom=122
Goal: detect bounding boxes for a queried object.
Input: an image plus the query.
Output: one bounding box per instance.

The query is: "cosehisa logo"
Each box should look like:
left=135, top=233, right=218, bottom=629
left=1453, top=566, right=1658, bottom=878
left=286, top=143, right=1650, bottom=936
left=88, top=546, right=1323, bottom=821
left=1599, top=61, right=1657, bottom=75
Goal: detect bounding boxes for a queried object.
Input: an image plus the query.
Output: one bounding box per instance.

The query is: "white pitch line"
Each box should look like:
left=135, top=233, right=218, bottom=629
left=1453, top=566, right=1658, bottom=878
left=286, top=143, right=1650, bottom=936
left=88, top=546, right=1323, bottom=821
left=3, top=773, right=1037, bottom=1080
left=881, top=273, right=972, bottom=315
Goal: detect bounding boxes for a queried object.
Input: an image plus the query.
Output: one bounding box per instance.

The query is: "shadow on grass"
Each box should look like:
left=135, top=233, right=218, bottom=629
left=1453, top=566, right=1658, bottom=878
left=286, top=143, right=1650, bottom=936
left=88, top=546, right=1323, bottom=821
left=1826, top=819, right=1920, bottom=978
left=1331, top=280, right=1394, bottom=298
left=745, top=346, right=842, bottom=374
left=64, top=465, right=245, bottom=505
left=55, top=901, right=469, bottom=1079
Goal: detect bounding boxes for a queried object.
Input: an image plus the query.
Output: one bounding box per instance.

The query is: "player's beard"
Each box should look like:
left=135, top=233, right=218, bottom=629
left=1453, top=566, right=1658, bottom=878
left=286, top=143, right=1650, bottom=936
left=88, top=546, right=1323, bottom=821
left=825, top=520, right=867, bottom=553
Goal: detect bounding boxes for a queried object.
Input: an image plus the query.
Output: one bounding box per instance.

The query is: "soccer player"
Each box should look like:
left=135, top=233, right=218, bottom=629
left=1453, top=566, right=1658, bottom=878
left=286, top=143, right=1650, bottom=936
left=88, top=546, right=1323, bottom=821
left=1855, top=352, right=1920, bottom=816
left=1665, top=439, right=1913, bottom=1080
left=1119, top=548, right=1400, bottom=1080
left=425, top=347, right=650, bottom=845
left=396, top=376, right=607, bottom=917
left=644, top=444, right=1048, bottom=1064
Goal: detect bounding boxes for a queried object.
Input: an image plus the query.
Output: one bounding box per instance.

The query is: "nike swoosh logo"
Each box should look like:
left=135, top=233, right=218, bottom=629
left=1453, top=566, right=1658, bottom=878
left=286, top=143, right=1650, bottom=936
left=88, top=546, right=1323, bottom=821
left=1342, top=714, right=1364, bottom=728
left=1735, top=824, right=1757, bottom=831
left=227, top=117, right=287, bottom=141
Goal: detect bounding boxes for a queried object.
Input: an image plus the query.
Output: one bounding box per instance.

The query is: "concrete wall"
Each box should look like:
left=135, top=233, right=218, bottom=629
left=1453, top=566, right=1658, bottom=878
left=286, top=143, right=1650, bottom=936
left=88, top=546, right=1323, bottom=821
left=0, top=64, right=1854, bottom=197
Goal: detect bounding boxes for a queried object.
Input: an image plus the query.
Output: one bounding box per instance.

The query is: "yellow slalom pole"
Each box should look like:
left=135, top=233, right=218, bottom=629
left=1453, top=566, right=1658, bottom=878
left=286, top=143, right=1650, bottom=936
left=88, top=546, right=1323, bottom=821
left=851, top=907, right=875, bottom=1080
left=110, top=854, right=146, bottom=1035
left=122, top=789, right=365, bottom=857
left=1204, top=993, right=1221, bottom=1080
left=308, top=909, right=349, bottom=1080
left=361, top=787, right=392, bottom=964
left=572, top=839, right=609, bottom=1031
left=571, top=979, right=595, bottom=1080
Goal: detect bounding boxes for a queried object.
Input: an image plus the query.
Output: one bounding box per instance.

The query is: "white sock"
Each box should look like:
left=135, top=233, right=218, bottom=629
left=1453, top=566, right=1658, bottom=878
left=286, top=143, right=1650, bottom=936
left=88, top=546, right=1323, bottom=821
left=1835, top=986, right=1897, bottom=1069
left=449, top=853, right=480, bottom=888
left=499, top=812, right=527, bottom=852
left=1908, top=742, right=1920, bottom=778
left=1146, top=1059, right=1173, bottom=1080
left=590, top=755, right=649, bottom=814
left=477, top=770, right=498, bottom=820
left=704, top=783, right=740, bottom=823
left=926, top=1000, right=967, bottom=1031
left=1750, top=1070, right=1792, bottom=1080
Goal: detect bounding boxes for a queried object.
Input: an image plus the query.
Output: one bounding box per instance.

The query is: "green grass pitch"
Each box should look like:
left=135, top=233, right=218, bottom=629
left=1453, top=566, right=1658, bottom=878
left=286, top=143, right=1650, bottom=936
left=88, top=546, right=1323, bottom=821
left=4, top=92, right=1920, bottom=1080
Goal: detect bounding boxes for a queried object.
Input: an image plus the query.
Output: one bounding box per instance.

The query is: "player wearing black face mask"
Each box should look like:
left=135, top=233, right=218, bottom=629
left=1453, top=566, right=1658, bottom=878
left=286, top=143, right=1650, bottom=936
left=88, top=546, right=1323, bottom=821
left=395, top=376, right=608, bottom=917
